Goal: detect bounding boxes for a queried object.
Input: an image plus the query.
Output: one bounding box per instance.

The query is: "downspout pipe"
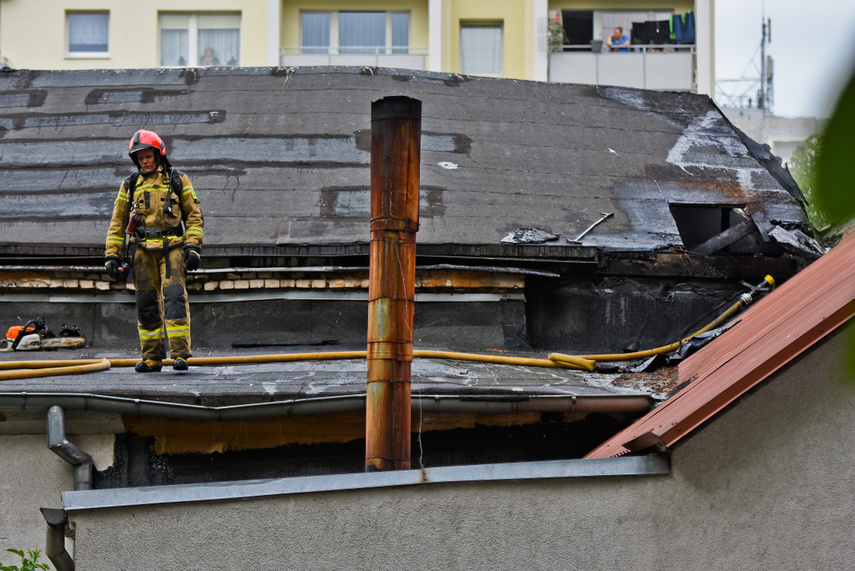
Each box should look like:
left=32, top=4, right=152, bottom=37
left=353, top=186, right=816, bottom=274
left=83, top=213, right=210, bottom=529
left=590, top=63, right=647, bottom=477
left=39, top=508, right=75, bottom=571
left=47, top=405, right=93, bottom=491
left=366, top=95, right=421, bottom=471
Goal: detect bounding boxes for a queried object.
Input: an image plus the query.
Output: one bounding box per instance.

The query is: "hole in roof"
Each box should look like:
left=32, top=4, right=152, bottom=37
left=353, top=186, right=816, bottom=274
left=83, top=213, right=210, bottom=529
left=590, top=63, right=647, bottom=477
left=670, top=204, right=754, bottom=254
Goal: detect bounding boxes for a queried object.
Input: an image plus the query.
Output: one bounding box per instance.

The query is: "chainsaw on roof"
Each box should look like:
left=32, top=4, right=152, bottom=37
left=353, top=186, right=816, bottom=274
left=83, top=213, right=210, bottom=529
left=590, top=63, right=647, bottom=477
left=1, top=317, right=88, bottom=352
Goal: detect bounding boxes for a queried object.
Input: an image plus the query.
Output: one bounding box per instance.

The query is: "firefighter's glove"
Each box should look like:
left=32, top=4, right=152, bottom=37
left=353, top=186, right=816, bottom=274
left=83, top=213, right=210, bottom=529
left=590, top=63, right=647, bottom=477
left=182, top=246, right=201, bottom=272
left=105, top=256, right=122, bottom=280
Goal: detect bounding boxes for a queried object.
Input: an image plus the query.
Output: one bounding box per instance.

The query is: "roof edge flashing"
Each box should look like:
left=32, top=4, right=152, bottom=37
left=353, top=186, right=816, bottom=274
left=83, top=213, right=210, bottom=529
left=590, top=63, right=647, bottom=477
left=62, top=454, right=670, bottom=511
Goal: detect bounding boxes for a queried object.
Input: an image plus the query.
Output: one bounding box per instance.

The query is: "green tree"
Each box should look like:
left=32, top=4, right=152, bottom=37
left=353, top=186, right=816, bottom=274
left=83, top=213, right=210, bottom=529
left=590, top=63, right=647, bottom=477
left=815, top=70, right=855, bottom=236
left=789, top=133, right=830, bottom=233
left=0, top=549, right=50, bottom=571
left=548, top=19, right=568, bottom=52
left=813, top=67, right=855, bottom=378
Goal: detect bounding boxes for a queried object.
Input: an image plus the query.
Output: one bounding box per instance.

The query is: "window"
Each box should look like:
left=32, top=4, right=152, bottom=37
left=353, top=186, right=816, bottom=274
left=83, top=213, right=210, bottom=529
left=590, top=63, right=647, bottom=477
left=460, top=23, right=503, bottom=76
left=67, top=12, right=109, bottom=56
left=300, top=11, right=410, bottom=54
left=301, top=13, right=330, bottom=54
left=391, top=13, right=409, bottom=54
left=160, top=13, right=240, bottom=67
left=561, top=11, right=593, bottom=51
left=339, top=12, right=384, bottom=53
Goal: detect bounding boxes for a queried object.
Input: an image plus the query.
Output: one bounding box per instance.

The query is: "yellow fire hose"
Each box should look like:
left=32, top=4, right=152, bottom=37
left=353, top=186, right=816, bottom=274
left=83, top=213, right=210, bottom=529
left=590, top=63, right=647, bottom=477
left=0, top=276, right=774, bottom=381
left=0, top=350, right=593, bottom=381
left=0, top=358, right=112, bottom=380
left=549, top=275, right=775, bottom=366
left=414, top=350, right=595, bottom=371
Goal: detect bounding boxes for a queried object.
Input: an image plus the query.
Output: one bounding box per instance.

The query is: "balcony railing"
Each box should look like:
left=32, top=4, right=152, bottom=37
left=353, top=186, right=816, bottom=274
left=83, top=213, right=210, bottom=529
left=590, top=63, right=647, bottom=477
left=549, top=44, right=696, bottom=91
left=280, top=46, right=428, bottom=70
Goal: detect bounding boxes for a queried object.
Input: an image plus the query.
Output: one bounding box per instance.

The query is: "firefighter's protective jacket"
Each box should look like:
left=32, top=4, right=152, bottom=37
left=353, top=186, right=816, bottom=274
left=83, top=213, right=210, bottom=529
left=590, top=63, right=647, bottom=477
left=105, top=168, right=203, bottom=258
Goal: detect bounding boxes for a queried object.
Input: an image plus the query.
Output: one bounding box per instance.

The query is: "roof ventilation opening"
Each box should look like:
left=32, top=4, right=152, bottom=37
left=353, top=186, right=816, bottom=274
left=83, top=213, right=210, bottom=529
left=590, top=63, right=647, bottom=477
left=670, top=204, right=759, bottom=255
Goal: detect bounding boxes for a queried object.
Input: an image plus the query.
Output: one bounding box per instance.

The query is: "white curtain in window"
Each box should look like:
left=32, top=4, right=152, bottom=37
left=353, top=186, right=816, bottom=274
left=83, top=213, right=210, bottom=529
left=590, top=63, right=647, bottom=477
left=302, top=13, right=330, bottom=53
left=392, top=13, right=409, bottom=53
left=198, top=29, right=240, bottom=65
left=161, top=29, right=189, bottom=66
left=340, top=12, right=385, bottom=53
left=460, top=26, right=502, bottom=75
left=68, top=13, right=109, bottom=52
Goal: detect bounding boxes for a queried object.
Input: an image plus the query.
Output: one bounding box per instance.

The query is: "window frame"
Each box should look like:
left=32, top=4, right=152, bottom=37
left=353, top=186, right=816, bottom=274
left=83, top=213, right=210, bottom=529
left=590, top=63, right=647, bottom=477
left=159, top=12, right=241, bottom=68
left=459, top=21, right=504, bottom=77
left=300, top=11, right=410, bottom=55
left=66, top=11, right=110, bottom=59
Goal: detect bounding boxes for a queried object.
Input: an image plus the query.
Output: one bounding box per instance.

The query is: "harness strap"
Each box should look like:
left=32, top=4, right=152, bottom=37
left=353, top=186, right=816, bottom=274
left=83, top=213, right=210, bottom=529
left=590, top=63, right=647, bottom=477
left=138, top=227, right=184, bottom=240
left=164, top=236, right=171, bottom=278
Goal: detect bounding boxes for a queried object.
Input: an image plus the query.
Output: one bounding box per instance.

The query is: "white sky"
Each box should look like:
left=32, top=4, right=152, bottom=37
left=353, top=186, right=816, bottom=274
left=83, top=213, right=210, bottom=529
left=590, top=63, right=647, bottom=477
left=715, top=0, right=855, bottom=118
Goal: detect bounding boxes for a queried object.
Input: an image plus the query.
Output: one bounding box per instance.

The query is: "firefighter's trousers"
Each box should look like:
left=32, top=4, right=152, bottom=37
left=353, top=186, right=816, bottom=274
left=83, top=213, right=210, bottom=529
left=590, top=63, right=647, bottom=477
left=133, top=246, right=191, bottom=360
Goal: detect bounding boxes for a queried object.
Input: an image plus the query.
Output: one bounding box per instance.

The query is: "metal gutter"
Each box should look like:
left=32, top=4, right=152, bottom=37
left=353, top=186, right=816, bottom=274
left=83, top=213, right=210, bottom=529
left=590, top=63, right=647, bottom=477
left=204, top=264, right=560, bottom=278
left=0, top=392, right=651, bottom=421
left=0, top=265, right=105, bottom=272
left=0, top=264, right=559, bottom=277
left=62, top=454, right=670, bottom=511
left=0, top=291, right=524, bottom=304
left=419, top=264, right=560, bottom=277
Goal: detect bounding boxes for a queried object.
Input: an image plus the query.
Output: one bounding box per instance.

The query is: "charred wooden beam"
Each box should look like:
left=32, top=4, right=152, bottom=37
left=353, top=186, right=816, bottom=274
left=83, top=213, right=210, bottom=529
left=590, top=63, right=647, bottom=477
left=690, top=218, right=759, bottom=256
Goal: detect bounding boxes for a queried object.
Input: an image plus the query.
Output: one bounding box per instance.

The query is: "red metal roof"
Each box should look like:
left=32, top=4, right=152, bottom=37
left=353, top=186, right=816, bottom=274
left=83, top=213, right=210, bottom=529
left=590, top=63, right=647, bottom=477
left=586, top=229, right=855, bottom=459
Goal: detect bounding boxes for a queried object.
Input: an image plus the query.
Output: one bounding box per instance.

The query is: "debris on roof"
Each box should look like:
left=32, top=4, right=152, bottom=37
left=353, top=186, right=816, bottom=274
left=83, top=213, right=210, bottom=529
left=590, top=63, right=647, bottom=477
left=586, top=229, right=855, bottom=459
left=768, top=225, right=827, bottom=259
left=500, top=228, right=560, bottom=245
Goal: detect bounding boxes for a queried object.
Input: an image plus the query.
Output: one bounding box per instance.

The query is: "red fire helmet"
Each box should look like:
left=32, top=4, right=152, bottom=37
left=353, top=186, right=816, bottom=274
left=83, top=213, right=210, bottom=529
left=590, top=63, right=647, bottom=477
left=128, top=129, right=166, bottom=158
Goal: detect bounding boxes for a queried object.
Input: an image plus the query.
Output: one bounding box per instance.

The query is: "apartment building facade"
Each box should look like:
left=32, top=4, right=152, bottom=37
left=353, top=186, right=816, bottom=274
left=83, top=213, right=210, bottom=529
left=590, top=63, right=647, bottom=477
left=0, top=0, right=714, bottom=95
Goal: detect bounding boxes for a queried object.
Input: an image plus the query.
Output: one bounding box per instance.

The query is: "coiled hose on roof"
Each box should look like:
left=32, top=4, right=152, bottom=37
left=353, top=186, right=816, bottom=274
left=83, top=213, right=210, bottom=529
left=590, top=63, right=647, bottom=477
left=0, top=276, right=775, bottom=381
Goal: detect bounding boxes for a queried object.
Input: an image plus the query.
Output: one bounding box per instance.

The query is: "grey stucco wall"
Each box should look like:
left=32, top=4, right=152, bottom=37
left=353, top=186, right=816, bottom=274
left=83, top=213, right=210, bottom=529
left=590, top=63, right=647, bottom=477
left=68, top=325, right=855, bottom=570
left=0, top=413, right=118, bottom=561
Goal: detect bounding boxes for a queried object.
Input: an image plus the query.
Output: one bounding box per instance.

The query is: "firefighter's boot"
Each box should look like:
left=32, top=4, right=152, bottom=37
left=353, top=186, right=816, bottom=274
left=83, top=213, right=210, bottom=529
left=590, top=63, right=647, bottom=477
left=135, top=359, right=162, bottom=373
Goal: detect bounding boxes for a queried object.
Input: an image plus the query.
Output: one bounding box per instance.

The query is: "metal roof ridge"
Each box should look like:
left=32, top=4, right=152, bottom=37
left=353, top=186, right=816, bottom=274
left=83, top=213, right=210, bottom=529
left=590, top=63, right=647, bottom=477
left=584, top=231, right=855, bottom=459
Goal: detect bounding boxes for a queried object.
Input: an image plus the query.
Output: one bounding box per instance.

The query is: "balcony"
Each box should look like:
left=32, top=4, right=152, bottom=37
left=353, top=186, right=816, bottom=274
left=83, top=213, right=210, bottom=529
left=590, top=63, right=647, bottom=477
left=280, top=47, right=428, bottom=71
left=549, top=44, right=695, bottom=91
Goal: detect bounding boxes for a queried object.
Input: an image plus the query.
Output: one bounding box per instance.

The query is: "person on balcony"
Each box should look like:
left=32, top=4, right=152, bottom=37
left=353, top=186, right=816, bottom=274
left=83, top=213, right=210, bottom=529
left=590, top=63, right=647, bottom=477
left=606, top=27, right=630, bottom=52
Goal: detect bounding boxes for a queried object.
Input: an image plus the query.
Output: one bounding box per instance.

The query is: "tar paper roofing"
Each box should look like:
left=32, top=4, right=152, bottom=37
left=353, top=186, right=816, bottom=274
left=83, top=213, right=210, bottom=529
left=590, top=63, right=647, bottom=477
left=0, top=66, right=808, bottom=258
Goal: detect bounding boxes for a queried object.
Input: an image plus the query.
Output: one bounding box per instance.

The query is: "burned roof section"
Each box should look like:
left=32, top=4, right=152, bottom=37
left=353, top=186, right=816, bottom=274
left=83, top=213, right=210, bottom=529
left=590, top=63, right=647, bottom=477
left=0, top=66, right=815, bottom=263
left=0, top=68, right=829, bottom=480
left=587, top=228, right=855, bottom=459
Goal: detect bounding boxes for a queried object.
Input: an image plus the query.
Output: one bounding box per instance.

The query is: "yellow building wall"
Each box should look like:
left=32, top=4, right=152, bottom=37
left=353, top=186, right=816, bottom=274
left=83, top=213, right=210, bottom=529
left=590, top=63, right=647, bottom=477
left=279, top=0, right=430, bottom=55
left=0, top=0, right=269, bottom=70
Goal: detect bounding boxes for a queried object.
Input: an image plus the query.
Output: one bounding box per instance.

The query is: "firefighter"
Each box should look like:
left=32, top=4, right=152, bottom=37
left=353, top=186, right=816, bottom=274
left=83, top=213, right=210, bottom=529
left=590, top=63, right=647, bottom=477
left=104, top=130, right=204, bottom=372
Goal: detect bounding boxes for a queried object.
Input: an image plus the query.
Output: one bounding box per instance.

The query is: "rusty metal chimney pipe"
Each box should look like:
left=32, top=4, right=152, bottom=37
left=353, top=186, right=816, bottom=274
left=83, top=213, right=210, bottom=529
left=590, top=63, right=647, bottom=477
left=366, top=96, right=421, bottom=472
